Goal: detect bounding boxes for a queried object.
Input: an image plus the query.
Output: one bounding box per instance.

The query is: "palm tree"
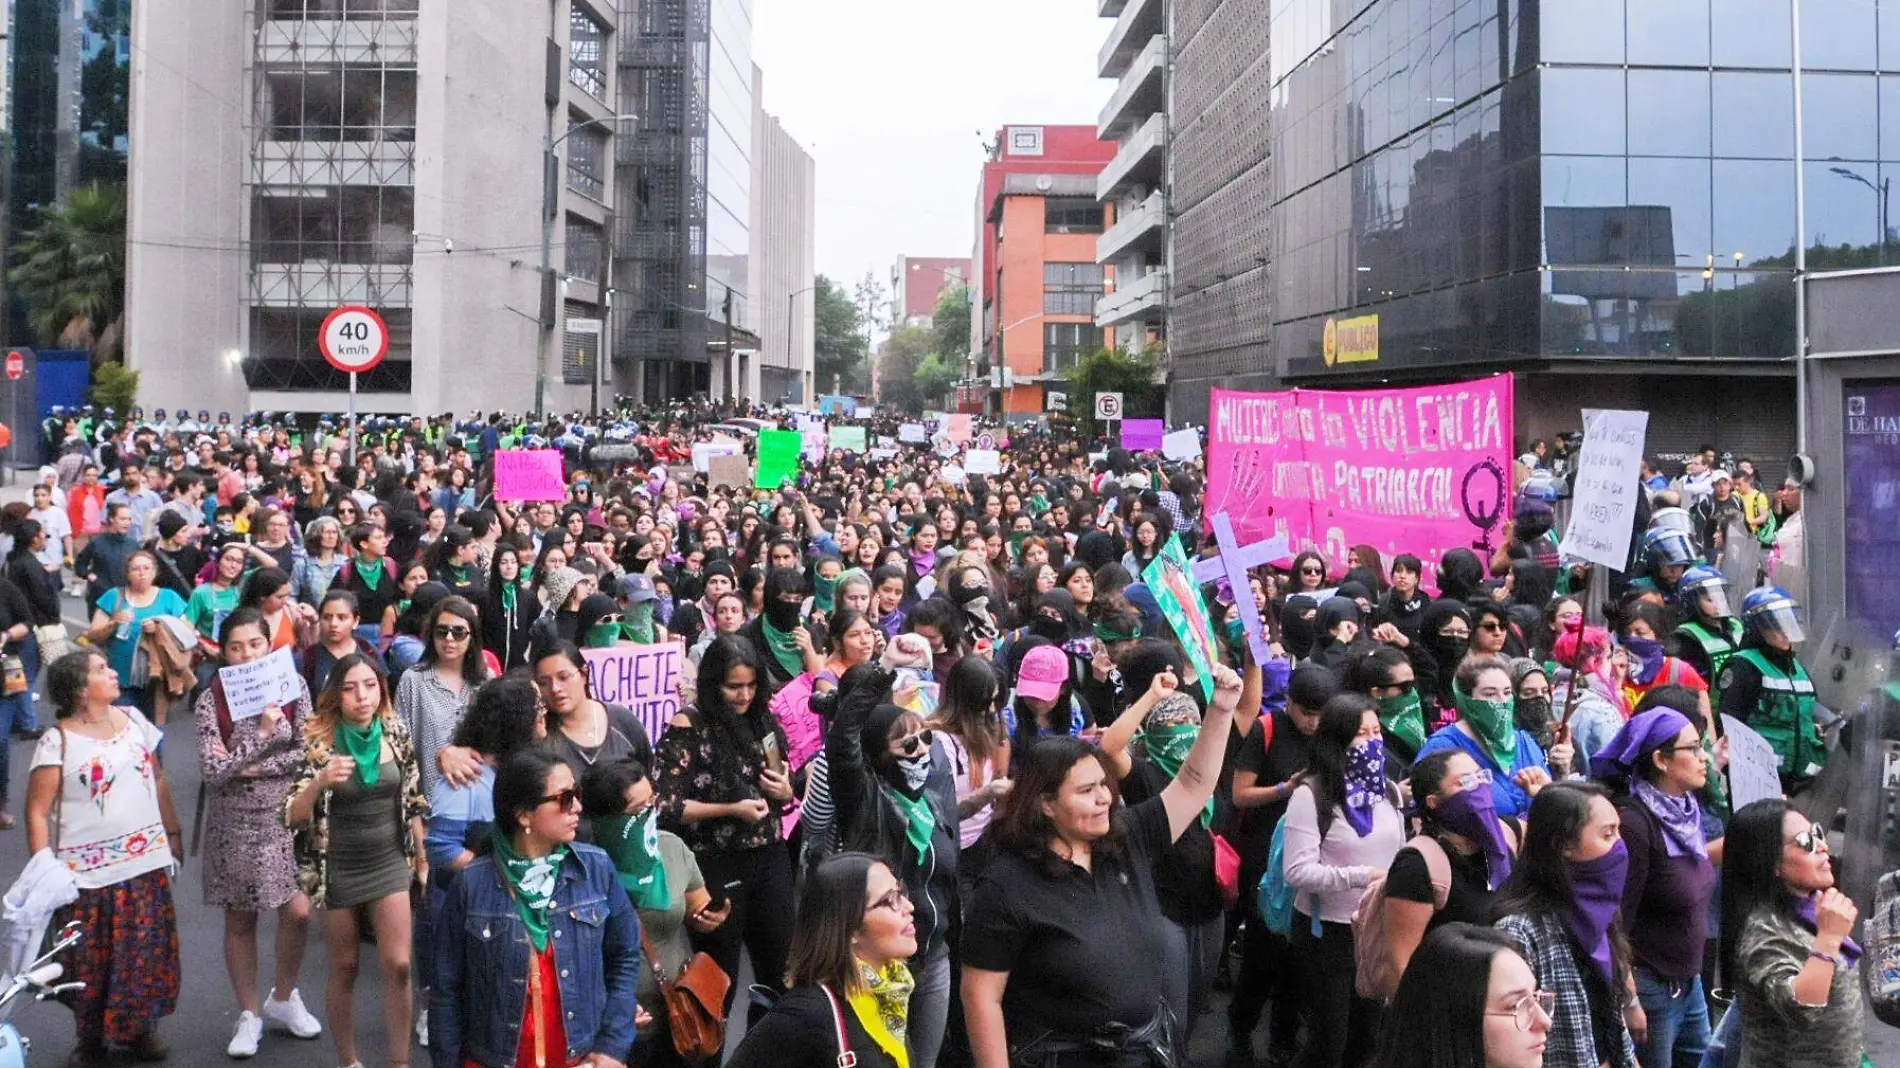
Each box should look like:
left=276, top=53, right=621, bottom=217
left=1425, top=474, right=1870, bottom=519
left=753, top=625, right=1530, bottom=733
left=6, top=182, right=126, bottom=362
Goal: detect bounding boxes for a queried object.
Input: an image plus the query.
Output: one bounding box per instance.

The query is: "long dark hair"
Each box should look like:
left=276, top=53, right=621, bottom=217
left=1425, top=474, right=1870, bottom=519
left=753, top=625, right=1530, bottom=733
left=417, top=595, right=491, bottom=687
left=239, top=567, right=292, bottom=611
left=1375, top=923, right=1524, bottom=1068
left=786, top=852, right=885, bottom=994
left=695, top=633, right=777, bottom=752
left=1304, top=693, right=1379, bottom=832
left=450, top=674, right=544, bottom=760
left=1719, top=799, right=1800, bottom=993
left=934, top=655, right=1003, bottom=770
left=989, top=735, right=1127, bottom=878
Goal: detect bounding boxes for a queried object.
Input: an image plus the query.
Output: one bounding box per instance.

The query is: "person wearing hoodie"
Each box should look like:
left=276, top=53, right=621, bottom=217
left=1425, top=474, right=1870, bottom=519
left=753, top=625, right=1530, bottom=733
left=527, top=564, right=590, bottom=651
left=823, top=658, right=961, bottom=1068
left=1409, top=599, right=1473, bottom=731
left=1373, top=553, right=1430, bottom=640
left=574, top=592, right=625, bottom=649
left=1308, top=596, right=1364, bottom=679
left=945, top=564, right=1001, bottom=651
left=739, top=566, right=817, bottom=690
left=1435, top=548, right=1486, bottom=605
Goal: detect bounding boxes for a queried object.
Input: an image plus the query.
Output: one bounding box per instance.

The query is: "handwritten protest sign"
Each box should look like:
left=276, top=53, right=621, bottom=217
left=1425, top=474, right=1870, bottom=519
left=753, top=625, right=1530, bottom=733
left=1121, top=419, right=1165, bottom=452
left=755, top=429, right=802, bottom=489
left=964, top=449, right=1001, bottom=475
left=899, top=423, right=927, bottom=443
left=707, top=453, right=750, bottom=489
left=1562, top=409, right=1649, bottom=569
left=1143, top=536, right=1221, bottom=700
left=691, top=439, right=743, bottom=474
left=218, top=648, right=303, bottom=721
left=1206, top=377, right=1514, bottom=582
left=1721, top=715, right=1786, bottom=811
left=583, top=644, right=683, bottom=744
left=1162, top=428, right=1203, bottom=461
left=828, top=426, right=867, bottom=453
left=494, top=450, right=568, bottom=501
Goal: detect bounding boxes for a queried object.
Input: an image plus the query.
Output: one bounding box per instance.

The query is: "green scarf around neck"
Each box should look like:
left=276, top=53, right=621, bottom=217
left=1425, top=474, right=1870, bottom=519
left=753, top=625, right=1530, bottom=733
left=353, top=554, right=386, bottom=591
left=1140, top=722, right=1213, bottom=826
left=1377, top=690, right=1428, bottom=755
left=596, top=810, right=671, bottom=910
left=1453, top=686, right=1519, bottom=769
left=759, top=615, right=805, bottom=679
left=490, top=830, right=570, bottom=951
left=333, top=717, right=385, bottom=787
left=884, top=785, right=937, bottom=864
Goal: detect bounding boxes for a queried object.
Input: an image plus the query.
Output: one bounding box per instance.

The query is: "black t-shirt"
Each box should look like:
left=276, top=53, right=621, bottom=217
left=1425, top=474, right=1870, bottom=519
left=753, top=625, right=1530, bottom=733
left=962, top=797, right=1175, bottom=1040
left=1233, top=711, right=1314, bottom=867
left=1384, top=836, right=1502, bottom=929
left=1119, top=760, right=1223, bottom=925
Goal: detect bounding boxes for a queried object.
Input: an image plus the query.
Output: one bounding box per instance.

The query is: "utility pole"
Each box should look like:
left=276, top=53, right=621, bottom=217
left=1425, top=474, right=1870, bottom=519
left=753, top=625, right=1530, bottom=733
left=722, top=286, right=735, bottom=405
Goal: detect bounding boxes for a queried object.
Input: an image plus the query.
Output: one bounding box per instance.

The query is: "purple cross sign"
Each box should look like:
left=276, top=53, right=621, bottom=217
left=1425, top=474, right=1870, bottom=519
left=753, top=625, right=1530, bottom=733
left=1192, top=512, right=1290, bottom=666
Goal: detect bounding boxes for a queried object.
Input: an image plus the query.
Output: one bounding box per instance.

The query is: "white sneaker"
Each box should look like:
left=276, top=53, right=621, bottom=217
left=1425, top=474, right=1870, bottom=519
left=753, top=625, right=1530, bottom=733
left=226, top=1011, right=263, bottom=1058
left=263, top=989, right=323, bottom=1039
left=415, top=1006, right=429, bottom=1047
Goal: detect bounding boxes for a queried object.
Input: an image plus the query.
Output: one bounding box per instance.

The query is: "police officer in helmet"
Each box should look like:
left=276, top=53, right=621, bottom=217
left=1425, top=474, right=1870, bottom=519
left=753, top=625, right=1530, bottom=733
left=1716, top=586, right=1823, bottom=793
left=1671, top=565, right=1742, bottom=684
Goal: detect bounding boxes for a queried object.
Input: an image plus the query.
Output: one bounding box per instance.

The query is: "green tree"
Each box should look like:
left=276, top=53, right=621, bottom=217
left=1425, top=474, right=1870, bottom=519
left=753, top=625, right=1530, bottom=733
left=930, top=285, right=972, bottom=363
left=875, top=324, right=936, bottom=414
left=7, top=182, right=126, bottom=362
left=1065, top=345, right=1163, bottom=438
left=913, top=354, right=961, bottom=409
left=91, top=361, right=139, bottom=413
left=813, top=275, right=869, bottom=396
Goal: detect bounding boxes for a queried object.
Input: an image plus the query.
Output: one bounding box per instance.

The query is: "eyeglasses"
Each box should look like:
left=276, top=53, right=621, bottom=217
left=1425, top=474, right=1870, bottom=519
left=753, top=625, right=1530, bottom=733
left=1654, top=742, right=1706, bottom=760
left=895, top=728, right=935, bottom=755
left=868, top=887, right=912, bottom=914
left=538, top=787, right=583, bottom=811
left=1788, top=826, right=1829, bottom=855
left=1450, top=768, right=1495, bottom=792
left=1485, top=990, right=1556, bottom=1032
left=433, top=624, right=471, bottom=641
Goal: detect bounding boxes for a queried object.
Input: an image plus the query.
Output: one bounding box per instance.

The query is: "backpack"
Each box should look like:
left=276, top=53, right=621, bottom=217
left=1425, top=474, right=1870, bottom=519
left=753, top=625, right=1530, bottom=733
left=1351, top=835, right=1453, bottom=1002
left=1256, top=794, right=1324, bottom=941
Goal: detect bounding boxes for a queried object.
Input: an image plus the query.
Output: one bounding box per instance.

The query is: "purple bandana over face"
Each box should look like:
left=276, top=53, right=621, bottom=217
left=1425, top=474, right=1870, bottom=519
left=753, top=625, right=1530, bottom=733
left=1342, top=739, right=1387, bottom=837
left=1565, top=838, right=1630, bottom=986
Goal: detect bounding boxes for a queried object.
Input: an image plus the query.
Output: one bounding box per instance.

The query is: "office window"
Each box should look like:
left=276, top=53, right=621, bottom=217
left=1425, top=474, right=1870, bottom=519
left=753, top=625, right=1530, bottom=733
left=1044, top=323, right=1102, bottom=373
left=569, top=9, right=609, bottom=101
left=565, top=217, right=605, bottom=283
left=566, top=119, right=608, bottom=201
left=1045, top=262, right=1105, bottom=315
left=1045, top=197, right=1105, bottom=234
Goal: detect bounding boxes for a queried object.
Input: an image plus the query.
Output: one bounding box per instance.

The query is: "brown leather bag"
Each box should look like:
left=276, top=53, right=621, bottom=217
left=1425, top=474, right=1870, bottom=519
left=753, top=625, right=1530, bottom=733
left=642, top=928, right=730, bottom=1061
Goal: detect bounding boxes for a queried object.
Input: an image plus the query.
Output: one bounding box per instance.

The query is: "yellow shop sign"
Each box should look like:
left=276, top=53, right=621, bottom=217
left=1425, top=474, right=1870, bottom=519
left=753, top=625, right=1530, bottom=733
left=1322, top=314, right=1379, bottom=367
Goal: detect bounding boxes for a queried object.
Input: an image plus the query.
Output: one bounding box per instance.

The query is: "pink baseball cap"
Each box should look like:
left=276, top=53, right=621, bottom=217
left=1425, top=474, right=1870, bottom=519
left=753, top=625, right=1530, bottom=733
left=1016, top=645, right=1070, bottom=703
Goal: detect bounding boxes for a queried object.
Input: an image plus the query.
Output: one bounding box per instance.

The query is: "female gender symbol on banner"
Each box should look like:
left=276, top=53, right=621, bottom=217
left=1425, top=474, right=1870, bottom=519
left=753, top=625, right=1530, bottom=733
left=1459, top=458, right=1508, bottom=554
left=1191, top=512, right=1290, bottom=666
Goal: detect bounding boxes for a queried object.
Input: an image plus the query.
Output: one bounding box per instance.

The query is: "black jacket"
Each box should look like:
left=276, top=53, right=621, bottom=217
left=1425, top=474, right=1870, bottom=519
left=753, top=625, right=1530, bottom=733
left=825, top=666, right=960, bottom=959
left=727, top=986, right=901, bottom=1068
left=4, top=554, right=60, bottom=626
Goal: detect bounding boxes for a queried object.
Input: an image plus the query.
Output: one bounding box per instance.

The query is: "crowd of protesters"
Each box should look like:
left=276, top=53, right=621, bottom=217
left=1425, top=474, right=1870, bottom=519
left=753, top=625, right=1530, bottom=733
left=0, top=400, right=1879, bottom=1068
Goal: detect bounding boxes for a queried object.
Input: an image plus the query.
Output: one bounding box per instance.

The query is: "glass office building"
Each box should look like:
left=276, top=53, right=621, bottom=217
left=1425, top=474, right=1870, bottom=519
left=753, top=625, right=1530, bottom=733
left=1267, top=0, right=1895, bottom=454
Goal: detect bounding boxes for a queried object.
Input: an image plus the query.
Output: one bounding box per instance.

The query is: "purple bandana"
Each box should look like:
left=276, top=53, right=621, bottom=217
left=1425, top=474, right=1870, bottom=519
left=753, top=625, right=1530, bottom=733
left=1341, top=739, right=1387, bottom=837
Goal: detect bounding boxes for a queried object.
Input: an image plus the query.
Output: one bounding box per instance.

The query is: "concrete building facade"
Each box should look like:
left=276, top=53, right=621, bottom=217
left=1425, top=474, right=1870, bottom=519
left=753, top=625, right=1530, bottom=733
left=890, top=255, right=970, bottom=329
left=748, top=65, right=815, bottom=406
left=974, top=125, right=1117, bottom=421
left=1095, top=0, right=1168, bottom=360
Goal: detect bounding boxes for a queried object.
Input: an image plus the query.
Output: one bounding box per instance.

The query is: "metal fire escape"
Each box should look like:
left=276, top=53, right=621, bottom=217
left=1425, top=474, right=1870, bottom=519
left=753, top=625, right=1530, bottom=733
left=614, top=0, right=709, bottom=392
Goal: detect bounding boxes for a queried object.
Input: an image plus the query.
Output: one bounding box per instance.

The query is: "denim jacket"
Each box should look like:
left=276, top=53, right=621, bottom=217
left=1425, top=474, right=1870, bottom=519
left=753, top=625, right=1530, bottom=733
left=430, top=843, right=643, bottom=1068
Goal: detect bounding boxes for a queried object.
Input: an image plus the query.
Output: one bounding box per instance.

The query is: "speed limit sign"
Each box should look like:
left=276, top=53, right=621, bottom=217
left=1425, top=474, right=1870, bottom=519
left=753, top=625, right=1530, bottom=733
left=319, top=306, right=389, bottom=373
left=1094, top=392, right=1124, bottom=420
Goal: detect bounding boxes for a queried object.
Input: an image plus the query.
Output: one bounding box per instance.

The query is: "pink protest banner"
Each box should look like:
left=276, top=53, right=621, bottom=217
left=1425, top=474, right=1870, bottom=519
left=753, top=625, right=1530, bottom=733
left=947, top=414, right=974, bottom=443
left=1120, top=418, right=1165, bottom=452
left=582, top=643, right=682, bottom=744
left=1205, top=376, right=1515, bottom=581
left=494, top=449, right=568, bottom=502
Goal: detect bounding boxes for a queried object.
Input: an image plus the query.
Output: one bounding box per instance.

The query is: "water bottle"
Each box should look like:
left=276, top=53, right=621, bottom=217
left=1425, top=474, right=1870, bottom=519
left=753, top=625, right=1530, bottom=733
left=115, top=609, right=132, bottom=643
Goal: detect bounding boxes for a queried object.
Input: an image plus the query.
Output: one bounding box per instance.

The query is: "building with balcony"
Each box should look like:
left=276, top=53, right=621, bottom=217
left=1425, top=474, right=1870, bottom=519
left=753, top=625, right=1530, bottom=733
left=1095, top=0, right=1167, bottom=358
left=974, top=125, right=1117, bottom=421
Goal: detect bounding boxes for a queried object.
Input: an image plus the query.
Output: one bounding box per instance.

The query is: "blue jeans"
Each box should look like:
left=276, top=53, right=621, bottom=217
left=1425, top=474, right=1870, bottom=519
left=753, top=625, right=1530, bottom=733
left=3, top=632, right=40, bottom=733
left=906, top=944, right=951, bottom=1068
left=1635, top=965, right=1711, bottom=1068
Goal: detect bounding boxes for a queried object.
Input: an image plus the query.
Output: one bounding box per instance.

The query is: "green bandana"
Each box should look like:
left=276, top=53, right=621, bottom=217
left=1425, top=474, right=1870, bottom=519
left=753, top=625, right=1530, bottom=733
left=333, top=717, right=385, bottom=787
left=1453, top=686, right=1519, bottom=769
left=490, top=830, right=569, bottom=952
left=622, top=602, right=657, bottom=645
left=596, top=810, right=671, bottom=910
left=814, top=574, right=839, bottom=614
left=501, top=583, right=518, bottom=618
left=885, top=785, right=937, bottom=864
left=760, top=615, right=805, bottom=679
left=353, top=554, right=385, bottom=591
left=1140, top=723, right=1214, bottom=826
left=1377, top=690, right=1428, bottom=755
left=584, top=622, right=621, bottom=649
left=1093, top=618, right=1141, bottom=644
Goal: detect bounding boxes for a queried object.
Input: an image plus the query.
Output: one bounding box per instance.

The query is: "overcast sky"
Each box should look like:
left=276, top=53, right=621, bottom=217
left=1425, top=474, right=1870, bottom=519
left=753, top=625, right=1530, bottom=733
left=752, top=0, right=1111, bottom=301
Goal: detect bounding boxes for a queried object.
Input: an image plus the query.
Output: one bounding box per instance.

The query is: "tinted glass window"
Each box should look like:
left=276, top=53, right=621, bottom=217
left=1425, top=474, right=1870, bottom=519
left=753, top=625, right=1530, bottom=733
left=1713, top=3, right=1792, bottom=68
left=1712, top=73, right=1794, bottom=159
left=1542, top=68, right=1626, bottom=156
left=1628, top=157, right=1713, bottom=264
left=1802, top=73, right=1878, bottom=162
left=1628, top=0, right=1708, bottom=67
left=1628, top=70, right=1710, bottom=158
left=1714, top=160, right=1797, bottom=262
left=1801, top=0, right=1876, bottom=72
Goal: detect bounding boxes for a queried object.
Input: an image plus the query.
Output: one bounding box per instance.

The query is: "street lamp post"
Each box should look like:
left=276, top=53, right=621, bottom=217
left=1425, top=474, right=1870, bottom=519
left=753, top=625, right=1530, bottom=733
left=534, top=112, right=636, bottom=417
left=1828, top=165, right=1890, bottom=265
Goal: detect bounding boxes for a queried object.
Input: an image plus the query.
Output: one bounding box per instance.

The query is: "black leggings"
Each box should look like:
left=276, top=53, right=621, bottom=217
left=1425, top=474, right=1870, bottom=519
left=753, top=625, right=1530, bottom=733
left=689, top=844, right=796, bottom=1014
left=1229, top=862, right=1302, bottom=1055
left=1290, top=914, right=1383, bottom=1068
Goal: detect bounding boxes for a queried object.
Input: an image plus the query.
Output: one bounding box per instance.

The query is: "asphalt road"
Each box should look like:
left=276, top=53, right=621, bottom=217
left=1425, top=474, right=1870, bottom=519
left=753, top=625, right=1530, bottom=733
left=0, top=584, right=1892, bottom=1068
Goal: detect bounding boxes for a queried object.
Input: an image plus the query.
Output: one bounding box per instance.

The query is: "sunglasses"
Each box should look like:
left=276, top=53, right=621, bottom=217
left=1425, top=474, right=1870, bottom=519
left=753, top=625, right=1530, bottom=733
left=1477, top=620, right=1506, bottom=632
left=895, top=727, right=935, bottom=755
left=538, top=787, right=583, bottom=811
left=433, top=624, right=472, bottom=641
left=1788, top=826, right=1828, bottom=855
left=1300, top=567, right=1324, bottom=576
left=1379, top=679, right=1417, bottom=696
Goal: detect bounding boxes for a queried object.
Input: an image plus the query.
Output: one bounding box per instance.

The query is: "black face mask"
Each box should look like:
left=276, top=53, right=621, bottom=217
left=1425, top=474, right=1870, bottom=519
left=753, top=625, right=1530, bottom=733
left=1031, top=612, right=1068, bottom=642
left=1431, top=633, right=1470, bottom=666
left=764, top=598, right=803, bottom=631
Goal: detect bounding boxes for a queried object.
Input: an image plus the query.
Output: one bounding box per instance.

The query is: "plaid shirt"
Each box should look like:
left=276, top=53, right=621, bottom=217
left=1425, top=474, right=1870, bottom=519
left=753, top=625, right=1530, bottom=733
left=1156, top=489, right=1188, bottom=531
left=1496, top=912, right=1637, bottom=1068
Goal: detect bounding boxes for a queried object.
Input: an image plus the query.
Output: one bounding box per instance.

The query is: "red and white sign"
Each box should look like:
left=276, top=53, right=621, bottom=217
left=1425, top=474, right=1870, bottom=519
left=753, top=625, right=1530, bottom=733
left=318, top=306, right=389, bottom=374
left=4, top=351, right=24, bottom=381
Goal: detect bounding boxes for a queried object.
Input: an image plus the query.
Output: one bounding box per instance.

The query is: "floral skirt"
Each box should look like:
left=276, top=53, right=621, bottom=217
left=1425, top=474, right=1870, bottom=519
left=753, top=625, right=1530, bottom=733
left=52, top=868, right=181, bottom=1046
